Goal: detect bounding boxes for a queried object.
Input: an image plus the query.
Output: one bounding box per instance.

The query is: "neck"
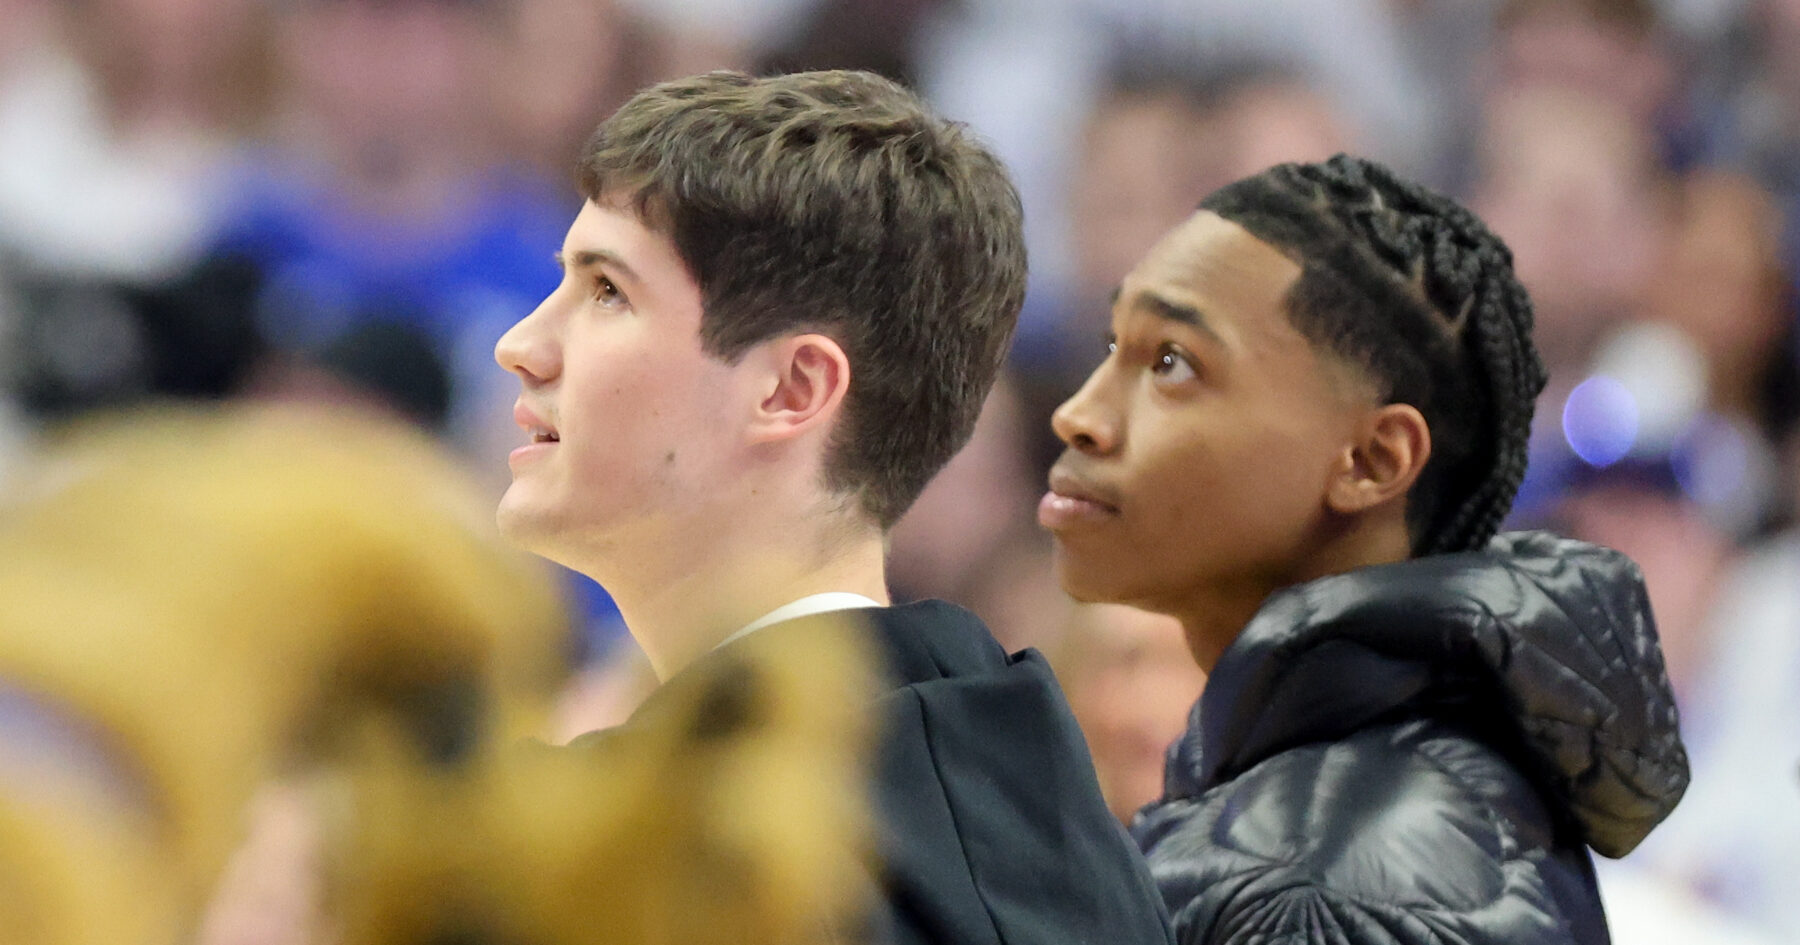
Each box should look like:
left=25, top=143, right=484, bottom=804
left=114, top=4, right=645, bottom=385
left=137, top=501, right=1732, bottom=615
left=585, top=512, right=890, bottom=681
left=1170, top=579, right=1275, bottom=674
left=1173, top=513, right=1412, bottom=673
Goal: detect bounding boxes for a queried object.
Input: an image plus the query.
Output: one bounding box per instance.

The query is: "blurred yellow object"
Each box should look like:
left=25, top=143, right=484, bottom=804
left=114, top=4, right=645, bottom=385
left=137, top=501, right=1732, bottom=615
left=334, top=613, right=876, bottom=945
left=0, top=766, right=182, bottom=945
left=0, top=404, right=569, bottom=945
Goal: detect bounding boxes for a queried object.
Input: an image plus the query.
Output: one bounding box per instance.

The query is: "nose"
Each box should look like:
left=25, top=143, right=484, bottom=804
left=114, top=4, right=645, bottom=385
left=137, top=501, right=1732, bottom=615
left=1051, top=368, right=1121, bottom=456
left=494, top=298, right=560, bottom=386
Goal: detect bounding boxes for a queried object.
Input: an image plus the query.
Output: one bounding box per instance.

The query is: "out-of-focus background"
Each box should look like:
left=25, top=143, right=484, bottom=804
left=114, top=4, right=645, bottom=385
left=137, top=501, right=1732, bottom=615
left=0, top=0, right=1794, bottom=942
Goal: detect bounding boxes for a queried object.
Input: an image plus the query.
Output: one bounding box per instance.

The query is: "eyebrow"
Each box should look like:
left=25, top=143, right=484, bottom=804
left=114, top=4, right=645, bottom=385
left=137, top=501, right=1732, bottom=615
left=553, top=249, right=642, bottom=287
left=1121, top=288, right=1228, bottom=348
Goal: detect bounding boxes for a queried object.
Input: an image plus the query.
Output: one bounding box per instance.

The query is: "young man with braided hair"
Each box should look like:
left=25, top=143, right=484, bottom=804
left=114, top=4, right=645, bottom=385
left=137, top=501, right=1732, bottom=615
left=495, top=70, right=1172, bottom=945
left=1041, top=154, right=1689, bottom=945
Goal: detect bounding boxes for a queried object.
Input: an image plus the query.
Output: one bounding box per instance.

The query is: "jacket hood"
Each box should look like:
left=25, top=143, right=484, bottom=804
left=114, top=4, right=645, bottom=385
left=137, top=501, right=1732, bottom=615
left=632, top=600, right=1178, bottom=945
left=1174, top=531, right=1689, bottom=858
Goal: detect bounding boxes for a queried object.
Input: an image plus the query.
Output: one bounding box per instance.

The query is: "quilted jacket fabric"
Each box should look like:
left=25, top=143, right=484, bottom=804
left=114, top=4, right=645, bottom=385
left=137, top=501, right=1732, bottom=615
left=1133, top=532, right=1689, bottom=945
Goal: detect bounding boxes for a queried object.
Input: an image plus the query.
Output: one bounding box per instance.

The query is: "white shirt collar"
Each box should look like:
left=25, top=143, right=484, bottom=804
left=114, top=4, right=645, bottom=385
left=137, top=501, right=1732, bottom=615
left=715, top=592, right=883, bottom=651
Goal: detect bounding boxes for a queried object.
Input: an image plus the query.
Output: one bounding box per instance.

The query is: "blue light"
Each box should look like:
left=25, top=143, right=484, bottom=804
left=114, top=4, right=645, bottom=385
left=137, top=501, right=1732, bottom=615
left=1562, top=376, right=1638, bottom=467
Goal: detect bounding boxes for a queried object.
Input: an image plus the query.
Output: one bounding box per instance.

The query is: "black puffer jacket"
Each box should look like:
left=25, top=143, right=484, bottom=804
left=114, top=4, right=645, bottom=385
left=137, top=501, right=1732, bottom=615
left=1133, top=532, right=1688, bottom=945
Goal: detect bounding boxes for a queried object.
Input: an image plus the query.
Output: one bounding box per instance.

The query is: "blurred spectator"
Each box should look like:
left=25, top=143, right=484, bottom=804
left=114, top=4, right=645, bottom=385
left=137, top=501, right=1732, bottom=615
left=243, top=318, right=456, bottom=441
left=922, top=0, right=1433, bottom=328
left=1206, top=66, right=1355, bottom=185
left=615, top=0, right=813, bottom=77
left=889, top=374, right=1039, bottom=604
left=960, top=532, right=1069, bottom=653
left=312, top=320, right=454, bottom=432
left=759, top=0, right=950, bottom=86
left=1067, top=58, right=1352, bottom=301
left=1489, top=0, right=1674, bottom=109
left=1050, top=603, right=1204, bottom=824
left=1076, top=0, right=1431, bottom=173
left=9, top=256, right=266, bottom=422
left=1065, top=58, right=1348, bottom=321
left=1678, top=0, right=1800, bottom=199
left=1640, top=170, right=1799, bottom=534
left=1473, top=85, right=1674, bottom=382
left=489, top=0, right=647, bottom=180
left=0, top=0, right=272, bottom=282
left=1060, top=61, right=1220, bottom=326
left=888, top=373, right=1073, bottom=656
left=1512, top=168, right=1798, bottom=535
left=1383, top=0, right=1501, bottom=190
left=0, top=0, right=52, bottom=71
left=1648, top=171, right=1799, bottom=445
left=206, top=0, right=573, bottom=466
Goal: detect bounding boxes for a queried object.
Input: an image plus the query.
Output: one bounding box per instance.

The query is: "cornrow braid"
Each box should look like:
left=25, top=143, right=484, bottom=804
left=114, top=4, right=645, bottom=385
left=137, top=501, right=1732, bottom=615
left=1201, top=154, right=1548, bottom=554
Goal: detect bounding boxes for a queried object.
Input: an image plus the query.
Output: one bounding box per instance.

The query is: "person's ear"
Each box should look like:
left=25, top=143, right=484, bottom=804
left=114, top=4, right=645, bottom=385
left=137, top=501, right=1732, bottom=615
left=746, top=334, right=852, bottom=445
left=1326, top=403, right=1431, bottom=515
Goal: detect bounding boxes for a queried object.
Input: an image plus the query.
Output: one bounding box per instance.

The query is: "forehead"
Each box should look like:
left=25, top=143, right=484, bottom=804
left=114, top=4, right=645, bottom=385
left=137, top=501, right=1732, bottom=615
left=564, top=198, right=657, bottom=253
left=562, top=197, right=701, bottom=286
left=1121, top=211, right=1303, bottom=340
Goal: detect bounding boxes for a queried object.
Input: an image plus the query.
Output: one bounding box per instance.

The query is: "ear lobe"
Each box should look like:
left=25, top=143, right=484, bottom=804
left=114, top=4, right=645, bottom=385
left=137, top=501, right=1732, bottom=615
left=749, top=334, right=852, bottom=444
left=1327, top=404, right=1431, bottom=515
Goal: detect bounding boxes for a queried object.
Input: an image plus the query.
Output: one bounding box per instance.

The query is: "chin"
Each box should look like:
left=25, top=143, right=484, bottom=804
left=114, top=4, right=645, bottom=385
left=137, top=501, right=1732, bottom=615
left=495, top=492, right=556, bottom=553
left=494, top=511, right=536, bottom=556
left=1053, top=544, right=1196, bottom=621
left=1051, top=545, right=1131, bottom=606
left=495, top=514, right=583, bottom=576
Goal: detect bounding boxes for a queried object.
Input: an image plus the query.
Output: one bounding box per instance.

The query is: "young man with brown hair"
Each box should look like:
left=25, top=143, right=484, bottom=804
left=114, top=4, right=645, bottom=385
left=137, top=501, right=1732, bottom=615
left=495, top=70, right=1171, bottom=945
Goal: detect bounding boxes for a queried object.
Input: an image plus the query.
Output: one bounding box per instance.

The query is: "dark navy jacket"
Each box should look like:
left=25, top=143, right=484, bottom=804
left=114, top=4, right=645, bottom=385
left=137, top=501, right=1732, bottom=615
left=632, top=600, right=1174, bottom=945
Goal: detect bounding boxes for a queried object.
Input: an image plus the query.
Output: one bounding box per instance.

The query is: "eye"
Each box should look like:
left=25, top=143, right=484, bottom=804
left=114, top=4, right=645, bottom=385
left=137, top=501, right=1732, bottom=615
left=591, top=276, right=628, bottom=308
left=1150, top=343, right=1197, bottom=384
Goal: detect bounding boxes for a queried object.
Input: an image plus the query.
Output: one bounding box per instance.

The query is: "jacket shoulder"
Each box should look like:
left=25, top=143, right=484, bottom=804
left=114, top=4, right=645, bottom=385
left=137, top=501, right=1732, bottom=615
left=1137, top=723, right=1581, bottom=945
left=871, top=643, right=1173, bottom=945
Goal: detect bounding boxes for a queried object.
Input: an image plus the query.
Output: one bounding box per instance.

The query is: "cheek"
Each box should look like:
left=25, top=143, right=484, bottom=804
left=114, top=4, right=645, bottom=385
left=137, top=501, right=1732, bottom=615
left=574, top=348, right=742, bottom=483
left=559, top=345, right=672, bottom=470
left=1128, top=422, right=1333, bottom=564
left=1125, top=432, right=1259, bottom=536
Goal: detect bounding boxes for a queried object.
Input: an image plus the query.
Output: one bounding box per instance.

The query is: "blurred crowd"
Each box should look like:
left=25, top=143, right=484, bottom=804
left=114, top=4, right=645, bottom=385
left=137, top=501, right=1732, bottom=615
left=0, top=0, right=1795, bottom=943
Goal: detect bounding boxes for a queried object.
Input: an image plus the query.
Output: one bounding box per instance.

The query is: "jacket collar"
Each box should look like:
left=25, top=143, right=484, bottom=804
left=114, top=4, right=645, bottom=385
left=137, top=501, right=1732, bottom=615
left=1168, top=531, right=1688, bottom=858
left=632, top=599, right=1009, bottom=721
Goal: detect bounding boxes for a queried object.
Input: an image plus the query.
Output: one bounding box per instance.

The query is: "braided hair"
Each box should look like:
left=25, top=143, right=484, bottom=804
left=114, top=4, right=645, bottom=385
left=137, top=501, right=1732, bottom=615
left=1201, top=154, right=1548, bottom=554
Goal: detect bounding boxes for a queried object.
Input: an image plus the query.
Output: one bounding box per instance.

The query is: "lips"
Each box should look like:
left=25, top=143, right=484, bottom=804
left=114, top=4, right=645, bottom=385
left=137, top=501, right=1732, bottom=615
left=513, top=401, right=559, bottom=443
left=1038, top=466, right=1121, bottom=531
left=509, top=401, right=559, bottom=470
